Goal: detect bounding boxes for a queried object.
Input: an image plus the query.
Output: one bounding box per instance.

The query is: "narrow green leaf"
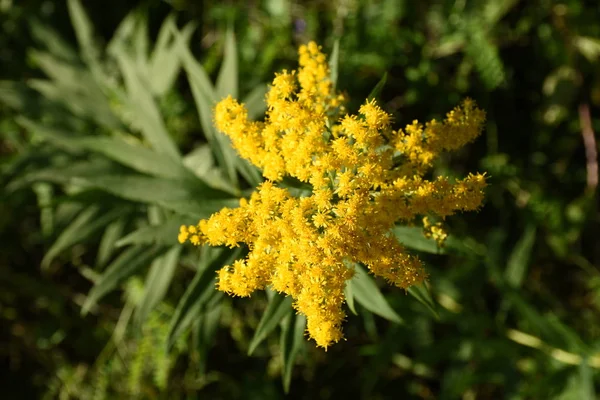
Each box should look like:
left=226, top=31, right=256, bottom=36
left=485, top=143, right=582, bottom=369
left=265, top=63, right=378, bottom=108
left=166, top=247, right=241, bottom=349
left=17, top=120, right=189, bottom=180
left=76, top=137, right=191, bottom=180
left=505, top=224, right=536, bottom=288
left=248, top=291, right=293, bottom=355
left=132, top=10, right=149, bottom=64
left=216, top=30, right=238, bottom=100
left=178, top=32, right=244, bottom=189
left=177, top=41, right=216, bottom=101
left=186, top=71, right=238, bottom=188
left=17, top=118, right=84, bottom=154
left=0, top=81, right=54, bottom=115
left=328, top=39, right=340, bottom=90
left=82, top=246, right=164, bottom=315
left=67, top=0, right=99, bottom=65
left=407, top=282, right=440, bottom=319
left=116, top=216, right=190, bottom=247
left=29, top=19, right=78, bottom=62
left=134, top=245, right=182, bottom=328
left=25, top=69, right=121, bottom=130
left=183, top=145, right=239, bottom=194
left=367, top=72, right=387, bottom=101
left=393, top=225, right=446, bottom=254
left=96, top=219, right=126, bottom=268
left=42, top=205, right=129, bottom=269
left=344, top=281, right=357, bottom=315
left=149, top=20, right=195, bottom=95
left=281, top=313, right=306, bottom=394
left=106, top=8, right=137, bottom=56
left=349, top=264, right=403, bottom=324
left=114, top=48, right=181, bottom=161
left=55, top=174, right=236, bottom=219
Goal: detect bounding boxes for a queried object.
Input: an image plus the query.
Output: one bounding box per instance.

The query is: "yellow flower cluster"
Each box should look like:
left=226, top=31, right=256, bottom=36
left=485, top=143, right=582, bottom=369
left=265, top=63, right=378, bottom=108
left=178, top=41, right=487, bottom=348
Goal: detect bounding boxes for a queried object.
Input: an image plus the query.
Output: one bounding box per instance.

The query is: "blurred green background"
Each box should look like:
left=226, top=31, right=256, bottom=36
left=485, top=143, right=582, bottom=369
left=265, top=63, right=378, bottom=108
left=1, top=0, right=600, bottom=398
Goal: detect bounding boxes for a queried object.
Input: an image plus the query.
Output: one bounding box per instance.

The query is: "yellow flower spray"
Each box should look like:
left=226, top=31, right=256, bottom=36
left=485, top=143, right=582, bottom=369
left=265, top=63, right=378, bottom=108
left=179, top=42, right=487, bottom=348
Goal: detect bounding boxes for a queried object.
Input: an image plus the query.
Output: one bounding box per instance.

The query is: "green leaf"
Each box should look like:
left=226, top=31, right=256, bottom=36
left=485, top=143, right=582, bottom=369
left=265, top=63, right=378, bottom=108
left=407, top=282, right=440, bottom=319
left=181, top=53, right=238, bottom=188
left=504, top=224, right=536, bottom=288
left=349, top=264, right=403, bottom=324
left=42, top=205, right=130, bottom=269
left=43, top=173, right=236, bottom=219
left=216, top=30, right=238, bottom=100
left=67, top=0, right=100, bottom=65
left=29, top=19, right=78, bottom=63
left=82, top=245, right=164, bottom=315
left=179, top=30, right=260, bottom=189
left=96, top=219, right=126, bottom=268
left=0, top=81, right=56, bottom=116
left=183, top=144, right=239, bottom=194
left=393, top=225, right=446, bottom=254
left=17, top=118, right=84, bottom=154
left=367, top=72, right=387, bottom=101
left=280, top=312, right=306, bottom=394
left=25, top=57, right=121, bottom=130
left=149, top=20, right=195, bottom=95
left=76, top=136, right=192, bottom=180
left=116, top=216, right=190, bottom=247
left=329, top=39, right=340, bottom=90
left=344, top=281, right=357, bottom=315
left=166, top=247, right=242, bottom=349
left=113, top=47, right=181, bottom=161
left=248, top=291, right=293, bottom=355
left=176, top=40, right=216, bottom=101
left=134, top=245, right=182, bottom=328
left=106, top=8, right=137, bottom=56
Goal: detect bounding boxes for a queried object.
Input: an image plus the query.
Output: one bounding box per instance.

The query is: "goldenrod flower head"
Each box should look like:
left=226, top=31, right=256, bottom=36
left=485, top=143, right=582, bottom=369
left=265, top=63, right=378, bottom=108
left=182, top=42, right=487, bottom=348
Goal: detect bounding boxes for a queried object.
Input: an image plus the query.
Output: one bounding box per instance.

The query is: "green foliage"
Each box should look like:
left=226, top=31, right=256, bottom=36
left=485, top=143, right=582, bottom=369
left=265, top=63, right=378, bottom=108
left=2, top=0, right=600, bottom=398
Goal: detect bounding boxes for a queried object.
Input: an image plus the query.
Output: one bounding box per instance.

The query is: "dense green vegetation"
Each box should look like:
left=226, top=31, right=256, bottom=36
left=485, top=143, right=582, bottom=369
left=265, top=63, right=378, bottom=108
left=1, top=0, right=599, bottom=398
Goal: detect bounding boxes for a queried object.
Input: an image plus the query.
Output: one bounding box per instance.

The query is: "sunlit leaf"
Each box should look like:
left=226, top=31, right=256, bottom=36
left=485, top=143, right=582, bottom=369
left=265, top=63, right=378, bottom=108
left=393, top=225, right=445, bottom=254
left=349, top=264, right=403, bottom=324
